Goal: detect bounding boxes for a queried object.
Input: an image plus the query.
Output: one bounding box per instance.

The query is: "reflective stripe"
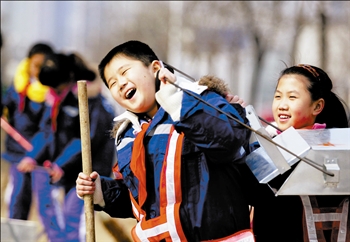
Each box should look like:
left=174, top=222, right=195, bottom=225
left=130, top=126, right=186, bottom=241
left=148, top=124, right=172, bottom=136
left=202, top=229, right=255, bottom=242
left=135, top=222, right=168, bottom=241
left=131, top=196, right=140, bottom=220
left=117, top=137, right=134, bottom=151
left=166, top=131, right=181, bottom=241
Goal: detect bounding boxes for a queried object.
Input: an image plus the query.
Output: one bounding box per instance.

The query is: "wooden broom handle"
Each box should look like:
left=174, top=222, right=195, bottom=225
left=77, top=81, right=96, bottom=242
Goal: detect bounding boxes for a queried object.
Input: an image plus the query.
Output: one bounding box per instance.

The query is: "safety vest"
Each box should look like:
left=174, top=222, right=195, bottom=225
left=129, top=123, right=187, bottom=242
left=127, top=122, right=255, bottom=242
left=301, top=195, right=349, bottom=242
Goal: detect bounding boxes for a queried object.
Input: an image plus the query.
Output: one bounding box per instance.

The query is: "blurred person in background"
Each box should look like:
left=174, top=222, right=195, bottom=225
left=17, top=52, right=116, bottom=241
left=1, top=31, right=3, bottom=112
left=1, top=42, right=54, bottom=221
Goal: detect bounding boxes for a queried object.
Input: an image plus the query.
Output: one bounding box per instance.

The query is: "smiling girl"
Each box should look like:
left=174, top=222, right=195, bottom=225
left=253, top=64, right=349, bottom=242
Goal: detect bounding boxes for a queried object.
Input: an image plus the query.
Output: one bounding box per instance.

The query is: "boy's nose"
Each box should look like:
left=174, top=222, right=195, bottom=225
left=118, top=78, right=128, bottom=90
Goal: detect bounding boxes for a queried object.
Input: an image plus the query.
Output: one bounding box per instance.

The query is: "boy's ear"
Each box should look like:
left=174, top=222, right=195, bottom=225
left=313, top=98, right=325, bottom=115
left=152, top=60, right=162, bottom=73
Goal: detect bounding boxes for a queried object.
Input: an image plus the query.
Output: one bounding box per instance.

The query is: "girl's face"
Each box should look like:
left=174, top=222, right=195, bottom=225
left=272, top=74, right=323, bottom=131
left=104, top=55, right=161, bottom=117
left=29, top=53, right=46, bottom=79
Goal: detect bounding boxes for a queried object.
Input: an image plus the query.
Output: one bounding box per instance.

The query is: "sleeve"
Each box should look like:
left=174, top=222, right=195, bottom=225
left=1, top=85, right=16, bottom=118
left=159, top=82, right=251, bottom=164
left=94, top=176, right=134, bottom=218
left=25, top=106, right=53, bottom=164
left=54, top=138, right=81, bottom=169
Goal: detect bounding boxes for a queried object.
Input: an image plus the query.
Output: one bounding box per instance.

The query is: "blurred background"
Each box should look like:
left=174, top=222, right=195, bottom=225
left=1, top=1, right=349, bottom=117
left=1, top=1, right=349, bottom=241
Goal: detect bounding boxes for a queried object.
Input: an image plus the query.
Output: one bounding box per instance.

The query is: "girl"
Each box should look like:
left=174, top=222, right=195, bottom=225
left=271, top=64, right=348, bottom=133
left=252, top=64, right=349, bottom=242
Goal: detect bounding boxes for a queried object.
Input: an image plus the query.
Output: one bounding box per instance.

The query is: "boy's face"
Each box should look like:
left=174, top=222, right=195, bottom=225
left=272, top=74, right=320, bottom=131
left=104, top=55, right=160, bottom=117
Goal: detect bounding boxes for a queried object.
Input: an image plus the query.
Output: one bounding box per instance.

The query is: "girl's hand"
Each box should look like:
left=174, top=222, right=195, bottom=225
left=225, top=94, right=247, bottom=107
left=76, top=171, right=99, bottom=197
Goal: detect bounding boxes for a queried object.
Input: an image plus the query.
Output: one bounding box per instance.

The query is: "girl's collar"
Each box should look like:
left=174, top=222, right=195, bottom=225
left=276, top=123, right=327, bottom=134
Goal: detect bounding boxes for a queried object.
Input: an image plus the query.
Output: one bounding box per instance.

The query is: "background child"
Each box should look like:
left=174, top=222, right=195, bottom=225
left=1, top=43, right=54, bottom=220
left=18, top=52, right=116, bottom=241
left=251, top=64, right=349, bottom=242
left=76, top=40, right=254, bottom=241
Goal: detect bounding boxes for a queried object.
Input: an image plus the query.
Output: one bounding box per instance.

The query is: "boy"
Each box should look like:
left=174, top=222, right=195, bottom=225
left=76, top=40, right=253, bottom=241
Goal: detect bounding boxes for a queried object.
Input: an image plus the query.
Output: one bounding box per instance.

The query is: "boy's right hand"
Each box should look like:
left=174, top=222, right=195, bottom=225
left=76, top=171, right=99, bottom=197
left=225, top=94, right=247, bottom=107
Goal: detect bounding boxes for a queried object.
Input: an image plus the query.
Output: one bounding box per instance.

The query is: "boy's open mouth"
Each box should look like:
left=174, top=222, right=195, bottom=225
left=125, top=88, right=136, bottom=99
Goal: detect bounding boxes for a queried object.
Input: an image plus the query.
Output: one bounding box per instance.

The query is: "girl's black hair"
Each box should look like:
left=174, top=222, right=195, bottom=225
left=278, top=65, right=349, bottom=128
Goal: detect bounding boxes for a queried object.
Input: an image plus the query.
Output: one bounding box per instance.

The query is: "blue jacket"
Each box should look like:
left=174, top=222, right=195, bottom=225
left=2, top=84, right=45, bottom=163
left=27, top=91, right=116, bottom=191
left=96, top=88, right=252, bottom=241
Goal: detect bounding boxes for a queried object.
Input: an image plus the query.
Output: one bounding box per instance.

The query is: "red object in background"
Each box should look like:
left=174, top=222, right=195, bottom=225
left=1, top=117, right=33, bottom=151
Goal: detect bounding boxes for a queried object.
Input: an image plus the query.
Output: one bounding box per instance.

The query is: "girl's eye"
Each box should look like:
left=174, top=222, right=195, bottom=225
left=109, top=81, right=116, bottom=88
left=122, top=69, right=128, bottom=75
left=289, top=96, right=296, bottom=99
left=274, top=95, right=280, bottom=99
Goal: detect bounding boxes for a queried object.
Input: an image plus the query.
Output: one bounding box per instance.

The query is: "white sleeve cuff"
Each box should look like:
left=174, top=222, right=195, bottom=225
left=155, top=81, right=183, bottom=122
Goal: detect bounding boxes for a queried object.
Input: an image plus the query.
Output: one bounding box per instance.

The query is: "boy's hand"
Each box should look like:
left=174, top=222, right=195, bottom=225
left=17, top=157, right=37, bottom=173
left=225, top=94, right=247, bottom=107
left=157, top=67, right=176, bottom=87
left=76, top=171, right=99, bottom=197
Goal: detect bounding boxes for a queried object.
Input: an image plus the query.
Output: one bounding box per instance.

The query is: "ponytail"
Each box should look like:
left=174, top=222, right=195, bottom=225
left=316, top=92, right=349, bottom=128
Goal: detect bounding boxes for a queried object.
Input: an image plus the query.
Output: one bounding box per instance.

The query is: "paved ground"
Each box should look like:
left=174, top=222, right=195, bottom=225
left=1, top=131, right=136, bottom=242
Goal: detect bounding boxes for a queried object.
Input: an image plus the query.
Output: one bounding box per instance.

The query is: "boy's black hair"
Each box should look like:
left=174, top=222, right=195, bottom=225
left=39, top=53, right=96, bottom=88
left=278, top=65, right=349, bottom=128
left=98, top=40, right=159, bottom=87
left=27, top=43, right=54, bottom=58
